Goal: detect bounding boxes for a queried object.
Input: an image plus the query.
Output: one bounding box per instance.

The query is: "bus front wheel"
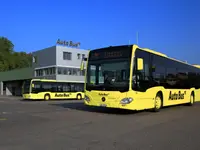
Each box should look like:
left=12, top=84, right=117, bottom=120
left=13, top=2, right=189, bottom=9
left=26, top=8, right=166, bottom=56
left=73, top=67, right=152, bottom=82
left=76, top=94, right=82, bottom=100
left=44, top=94, right=51, bottom=101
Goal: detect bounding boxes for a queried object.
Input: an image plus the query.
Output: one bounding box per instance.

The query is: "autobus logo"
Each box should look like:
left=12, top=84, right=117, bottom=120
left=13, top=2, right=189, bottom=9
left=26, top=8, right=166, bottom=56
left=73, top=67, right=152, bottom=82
left=99, top=93, right=109, bottom=96
left=55, top=93, right=70, bottom=97
left=168, top=91, right=186, bottom=100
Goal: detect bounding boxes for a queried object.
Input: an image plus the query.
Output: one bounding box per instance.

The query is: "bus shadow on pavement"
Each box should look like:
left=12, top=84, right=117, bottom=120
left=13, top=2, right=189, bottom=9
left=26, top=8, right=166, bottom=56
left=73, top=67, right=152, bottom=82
left=20, top=98, right=77, bottom=102
left=50, top=101, right=148, bottom=115
left=50, top=101, right=200, bottom=115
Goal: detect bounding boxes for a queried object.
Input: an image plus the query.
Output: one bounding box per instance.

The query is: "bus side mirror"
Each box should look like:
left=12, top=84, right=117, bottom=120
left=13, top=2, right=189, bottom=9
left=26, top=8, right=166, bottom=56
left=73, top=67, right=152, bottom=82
left=80, top=57, right=88, bottom=71
left=137, top=58, right=143, bottom=70
left=32, top=84, right=34, bottom=88
left=80, top=61, right=84, bottom=71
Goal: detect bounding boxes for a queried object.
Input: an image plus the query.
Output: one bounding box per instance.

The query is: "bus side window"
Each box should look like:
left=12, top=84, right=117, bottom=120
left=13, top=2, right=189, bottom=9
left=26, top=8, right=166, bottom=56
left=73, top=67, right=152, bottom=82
left=70, top=84, right=75, bottom=92
left=42, top=82, right=51, bottom=92
left=57, top=83, right=63, bottom=92
left=62, top=83, right=70, bottom=92
left=152, top=55, right=166, bottom=86
left=74, top=83, right=84, bottom=92
left=79, top=84, right=84, bottom=92
left=51, top=82, right=57, bottom=92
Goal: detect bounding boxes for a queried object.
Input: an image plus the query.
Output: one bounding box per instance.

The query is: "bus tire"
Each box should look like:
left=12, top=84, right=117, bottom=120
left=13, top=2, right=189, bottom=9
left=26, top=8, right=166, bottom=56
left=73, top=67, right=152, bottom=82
left=44, top=94, right=51, bottom=101
left=76, top=94, right=82, bottom=100
left=188, top=92, right=195, bottom=106
left=153, top=93, right=163, bottom=112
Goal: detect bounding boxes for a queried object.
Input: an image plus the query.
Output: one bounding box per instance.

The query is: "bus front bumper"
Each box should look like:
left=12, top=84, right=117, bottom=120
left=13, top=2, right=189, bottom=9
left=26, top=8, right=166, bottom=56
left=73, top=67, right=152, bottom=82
left=84, top=98, right=135, bottom=110
left=22, top=94, right=33, bottom=100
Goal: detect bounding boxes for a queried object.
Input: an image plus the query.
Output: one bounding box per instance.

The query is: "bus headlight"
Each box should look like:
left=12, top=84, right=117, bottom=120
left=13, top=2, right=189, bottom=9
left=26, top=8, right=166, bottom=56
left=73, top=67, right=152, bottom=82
left=84, top=95, right=90, bottom=102
left=120, top=98, right=133, bottom=104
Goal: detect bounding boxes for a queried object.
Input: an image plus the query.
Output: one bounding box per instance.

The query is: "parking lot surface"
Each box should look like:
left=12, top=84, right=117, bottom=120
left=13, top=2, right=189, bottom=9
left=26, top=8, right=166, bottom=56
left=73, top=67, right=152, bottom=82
left=0, top=96, right=200, bottom=150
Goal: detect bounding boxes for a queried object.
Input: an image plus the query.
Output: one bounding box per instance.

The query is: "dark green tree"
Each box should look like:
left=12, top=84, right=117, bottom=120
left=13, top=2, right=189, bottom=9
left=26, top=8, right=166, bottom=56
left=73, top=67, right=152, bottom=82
left=0, top=36, right=32, bottom=71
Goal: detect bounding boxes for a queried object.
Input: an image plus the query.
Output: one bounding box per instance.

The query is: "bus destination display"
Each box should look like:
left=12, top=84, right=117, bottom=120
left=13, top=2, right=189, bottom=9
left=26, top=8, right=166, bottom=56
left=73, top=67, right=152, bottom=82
left=89, top=46, right=132, bottom=61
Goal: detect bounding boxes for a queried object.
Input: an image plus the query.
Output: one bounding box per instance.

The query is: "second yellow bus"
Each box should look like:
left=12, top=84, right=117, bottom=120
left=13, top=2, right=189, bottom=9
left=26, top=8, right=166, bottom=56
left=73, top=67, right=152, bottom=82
left=22, top=79, right=85, bottom=100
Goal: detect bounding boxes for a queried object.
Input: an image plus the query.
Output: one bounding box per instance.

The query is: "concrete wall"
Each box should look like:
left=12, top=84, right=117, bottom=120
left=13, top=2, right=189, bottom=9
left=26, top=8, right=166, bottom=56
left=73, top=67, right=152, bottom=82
left=56, top=46, right=89, bottom=67
left=32, top=46, right=57, bottom=69
left=56, top=75, right=85, bottom=82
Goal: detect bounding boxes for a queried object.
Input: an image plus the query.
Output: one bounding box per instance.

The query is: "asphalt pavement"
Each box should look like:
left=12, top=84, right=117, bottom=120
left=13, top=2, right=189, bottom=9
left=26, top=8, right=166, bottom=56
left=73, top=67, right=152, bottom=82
left=0, top=96, right=200, bottom=150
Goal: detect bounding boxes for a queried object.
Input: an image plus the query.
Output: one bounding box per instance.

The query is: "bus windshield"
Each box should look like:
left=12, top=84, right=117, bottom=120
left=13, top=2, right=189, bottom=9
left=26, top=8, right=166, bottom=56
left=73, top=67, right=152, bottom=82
left=86, top=46, right=132, bottom=92
left=23, top=80, right=31, bottom=94
left=86, top=59, right=130, bottom=92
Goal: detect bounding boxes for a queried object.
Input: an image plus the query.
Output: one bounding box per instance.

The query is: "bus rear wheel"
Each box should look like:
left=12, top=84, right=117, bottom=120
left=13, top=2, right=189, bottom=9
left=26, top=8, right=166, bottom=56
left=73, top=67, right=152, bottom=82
left=44, top=94, right=51, bottom=101
left=153, top=93, right=162, bottom=112
left=76, top=94, right=82, bottom=100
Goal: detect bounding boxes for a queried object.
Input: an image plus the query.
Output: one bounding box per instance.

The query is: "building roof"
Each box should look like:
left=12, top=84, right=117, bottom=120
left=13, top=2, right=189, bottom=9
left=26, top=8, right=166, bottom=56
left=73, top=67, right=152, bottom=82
left=0, top=67, right=33, bottom=81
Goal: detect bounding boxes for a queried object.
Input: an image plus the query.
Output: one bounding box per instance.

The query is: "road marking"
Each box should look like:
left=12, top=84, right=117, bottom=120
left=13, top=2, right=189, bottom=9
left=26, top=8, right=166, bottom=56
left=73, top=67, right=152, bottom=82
left=0, top=112, right=12, bottom=115
left=2, top=112, right=11, bottom=114
left=0, top=118, right=7, bottom=121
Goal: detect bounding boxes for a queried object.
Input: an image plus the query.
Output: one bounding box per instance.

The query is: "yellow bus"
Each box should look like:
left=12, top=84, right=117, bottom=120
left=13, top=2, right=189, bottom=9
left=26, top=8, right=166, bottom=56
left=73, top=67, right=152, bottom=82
left=81, top=44, right=200, bottom=112
left=22, top=79, right=85, bottom=100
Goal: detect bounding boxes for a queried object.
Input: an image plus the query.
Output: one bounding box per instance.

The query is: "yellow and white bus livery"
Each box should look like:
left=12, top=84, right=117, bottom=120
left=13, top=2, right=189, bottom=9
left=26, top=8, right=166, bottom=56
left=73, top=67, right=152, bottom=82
left=22, top=79, right=84, bottom=100
left=81, top=44, right=200, bottom=112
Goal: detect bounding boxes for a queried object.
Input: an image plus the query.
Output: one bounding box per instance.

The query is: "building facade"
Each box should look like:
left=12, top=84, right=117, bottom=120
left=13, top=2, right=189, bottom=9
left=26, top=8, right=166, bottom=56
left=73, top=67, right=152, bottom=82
left=32, top=45, right=88, bottom=82
left=0, top=45, right=89, bottom=96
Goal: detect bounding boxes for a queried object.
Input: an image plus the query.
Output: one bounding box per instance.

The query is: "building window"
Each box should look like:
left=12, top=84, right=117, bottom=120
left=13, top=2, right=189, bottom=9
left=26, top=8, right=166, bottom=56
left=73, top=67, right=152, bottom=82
left=77, top=68, right=81, bottom=76
left=77, top=53, right=81, bottom=59
left=81, top=69, right=85, bottom=76
left=72, top=68, right=78, bottom=75
left=63, top=52, right=72, bottom=60
left=35, top=69, right=43, bottom=76
left=56, top=67, right=85, bottom=76
left=58, top=68, right=62, bottom=74
left=32, top=56, right=37, bottom=63
left=44, top=67, right=56, bottom=75
left=63, top=68, right=67, bottom=75
left=66, top=68, right=72, bottom=75
left=44, top=68, right=49, bottom=75
left=82, top=54, right=85, bottom=59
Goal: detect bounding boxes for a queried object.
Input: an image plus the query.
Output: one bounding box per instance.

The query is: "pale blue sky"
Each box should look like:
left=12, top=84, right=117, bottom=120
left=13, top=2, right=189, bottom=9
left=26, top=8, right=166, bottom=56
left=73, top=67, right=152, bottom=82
left=0, top=0, right=200, bottom=64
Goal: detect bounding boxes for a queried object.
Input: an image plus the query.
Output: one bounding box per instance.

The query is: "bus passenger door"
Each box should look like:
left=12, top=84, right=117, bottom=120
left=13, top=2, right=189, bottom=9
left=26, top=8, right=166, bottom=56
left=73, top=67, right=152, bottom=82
left=133, top=49, right=154, bottom=109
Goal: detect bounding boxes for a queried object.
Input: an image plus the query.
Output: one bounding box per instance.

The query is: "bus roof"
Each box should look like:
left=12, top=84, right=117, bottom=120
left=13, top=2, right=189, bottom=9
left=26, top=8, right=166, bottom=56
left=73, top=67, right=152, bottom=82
left=192, top=65, right=200, bottom=68
left=31, top=79, right=84, bottom=83
left=90, top=44, right=200, bottom=69
left=135, top=44, right=199, bottom=69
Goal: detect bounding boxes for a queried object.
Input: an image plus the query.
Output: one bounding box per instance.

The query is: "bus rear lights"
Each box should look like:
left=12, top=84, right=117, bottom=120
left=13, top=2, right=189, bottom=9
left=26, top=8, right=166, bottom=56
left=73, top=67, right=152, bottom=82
left=84, top=95, right=90, bottom=102
left=120, top=98, right=133, bottom=104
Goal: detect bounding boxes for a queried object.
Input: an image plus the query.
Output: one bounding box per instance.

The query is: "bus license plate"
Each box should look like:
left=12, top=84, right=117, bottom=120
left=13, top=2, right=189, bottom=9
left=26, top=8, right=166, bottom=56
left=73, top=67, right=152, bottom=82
left=100, top=104, right=107, bottom=107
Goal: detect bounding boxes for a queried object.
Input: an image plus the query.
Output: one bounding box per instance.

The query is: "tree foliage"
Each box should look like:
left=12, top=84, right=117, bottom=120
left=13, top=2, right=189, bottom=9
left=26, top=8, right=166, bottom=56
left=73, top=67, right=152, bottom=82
left=0, top=36, right=32, bottom=72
